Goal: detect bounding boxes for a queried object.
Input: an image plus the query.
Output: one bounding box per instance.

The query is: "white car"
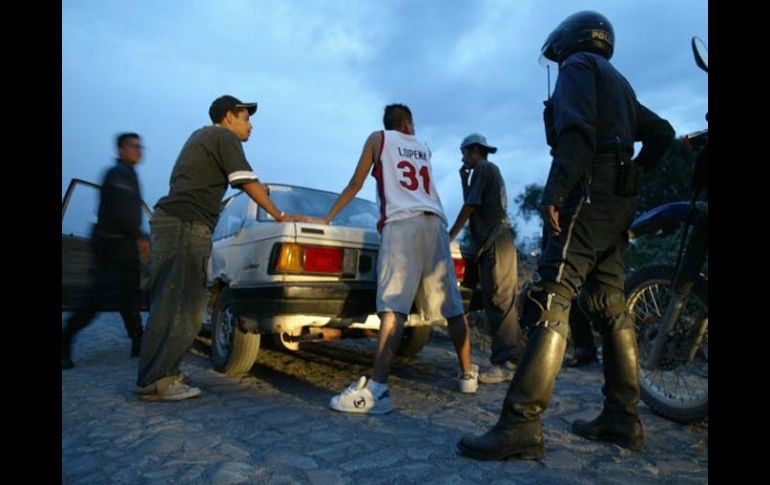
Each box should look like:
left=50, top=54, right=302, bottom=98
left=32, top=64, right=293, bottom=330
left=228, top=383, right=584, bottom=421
left=205, top=184, right=470, bottom=374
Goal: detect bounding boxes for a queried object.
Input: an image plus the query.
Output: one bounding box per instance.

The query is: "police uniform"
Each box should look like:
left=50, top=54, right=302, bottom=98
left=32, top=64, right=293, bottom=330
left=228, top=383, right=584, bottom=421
left=458, top=11, right=674, bottom=460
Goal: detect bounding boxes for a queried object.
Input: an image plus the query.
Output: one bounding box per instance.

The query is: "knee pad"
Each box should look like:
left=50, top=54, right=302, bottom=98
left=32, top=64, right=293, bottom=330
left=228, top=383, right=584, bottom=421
left=519, top=282, right=572, bottom=339
left=579, top=286, right=634, bottom=334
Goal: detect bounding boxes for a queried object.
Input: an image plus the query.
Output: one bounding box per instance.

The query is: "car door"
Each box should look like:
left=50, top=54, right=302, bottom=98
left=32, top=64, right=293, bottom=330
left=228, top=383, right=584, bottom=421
left=61, top=178, right=152, bottom=310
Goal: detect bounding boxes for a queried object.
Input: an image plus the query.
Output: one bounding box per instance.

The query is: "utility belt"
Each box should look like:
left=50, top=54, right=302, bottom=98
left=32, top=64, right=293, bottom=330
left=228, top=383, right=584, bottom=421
left=590, top=151, right=641, bottom=198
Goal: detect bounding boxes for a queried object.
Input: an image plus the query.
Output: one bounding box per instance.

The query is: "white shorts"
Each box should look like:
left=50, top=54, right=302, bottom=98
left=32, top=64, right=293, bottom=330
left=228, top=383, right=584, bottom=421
left=376, top=213, right=464, bottom=320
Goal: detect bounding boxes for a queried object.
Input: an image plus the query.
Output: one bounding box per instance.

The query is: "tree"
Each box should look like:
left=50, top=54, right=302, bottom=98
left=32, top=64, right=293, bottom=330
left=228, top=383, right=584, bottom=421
left=625, top=137, right=696, bottom=270
left=635, top=139, right=694, bottom=215
left=513, top=183, right=545, bottom=250
left=514, top=183, right=544, bottom=223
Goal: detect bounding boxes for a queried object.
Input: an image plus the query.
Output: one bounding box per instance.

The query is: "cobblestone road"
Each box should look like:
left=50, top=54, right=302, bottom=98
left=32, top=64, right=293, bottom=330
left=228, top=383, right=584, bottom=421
left=62, top=313, right=707, bottom=484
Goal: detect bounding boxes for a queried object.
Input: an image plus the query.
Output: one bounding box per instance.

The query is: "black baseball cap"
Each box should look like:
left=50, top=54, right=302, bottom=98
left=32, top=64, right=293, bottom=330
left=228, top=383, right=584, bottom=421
left=209, top=95, right=258, bottom=123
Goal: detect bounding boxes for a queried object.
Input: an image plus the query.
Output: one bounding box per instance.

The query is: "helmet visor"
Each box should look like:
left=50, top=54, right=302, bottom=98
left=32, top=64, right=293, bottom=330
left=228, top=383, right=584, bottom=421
left=538, top=53, right=558, bottom=69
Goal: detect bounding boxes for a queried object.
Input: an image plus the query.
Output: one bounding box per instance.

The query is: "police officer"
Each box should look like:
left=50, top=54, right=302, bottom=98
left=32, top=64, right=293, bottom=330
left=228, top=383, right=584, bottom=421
left=457, top=11, right=674, bottom=460
left=62, top=133, right=149, bottom=369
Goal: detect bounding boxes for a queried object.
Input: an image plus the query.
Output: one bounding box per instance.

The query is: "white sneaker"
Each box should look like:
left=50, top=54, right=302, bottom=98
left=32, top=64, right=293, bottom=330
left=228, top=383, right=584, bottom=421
left=478, top=361, right=516, bottom=384
left=458, top=364, right=479, bottom=393
left=329, top=376, right=392, bottom=414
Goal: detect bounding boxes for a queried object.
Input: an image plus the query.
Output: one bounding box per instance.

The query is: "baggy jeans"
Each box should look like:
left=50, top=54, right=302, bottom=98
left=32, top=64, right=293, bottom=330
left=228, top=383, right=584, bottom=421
left=137, top=209, right=212, bottom=387
left=478, top=229, right=521, bottom=365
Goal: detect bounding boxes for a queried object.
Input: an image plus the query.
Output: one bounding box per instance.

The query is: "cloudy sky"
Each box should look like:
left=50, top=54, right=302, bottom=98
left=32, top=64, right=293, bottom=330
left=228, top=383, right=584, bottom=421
left=62, top=0, right=708, bottom=242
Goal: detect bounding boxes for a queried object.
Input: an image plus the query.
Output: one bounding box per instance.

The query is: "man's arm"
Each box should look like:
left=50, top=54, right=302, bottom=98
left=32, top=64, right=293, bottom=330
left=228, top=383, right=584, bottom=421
left=540, top=56, right=598, bottom=237
left=633, top=102, right=675, bottom=172
left=239, top=181, right=306, bottom=222
left=448, top=206, right=475, bottom=241
left=137, top=237, right=150, bottom=259
left=540, top=204, right=561, bottom=237
left=450, top=161, right=493, bottom=240
left=322, top=131, right=381, bottom=224
left=541, top=57, right=597, bottom=209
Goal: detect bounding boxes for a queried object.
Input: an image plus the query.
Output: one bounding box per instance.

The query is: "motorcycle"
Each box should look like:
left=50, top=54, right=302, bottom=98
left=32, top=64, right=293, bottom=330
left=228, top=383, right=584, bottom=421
left=624, top=36, right=708, bottom=424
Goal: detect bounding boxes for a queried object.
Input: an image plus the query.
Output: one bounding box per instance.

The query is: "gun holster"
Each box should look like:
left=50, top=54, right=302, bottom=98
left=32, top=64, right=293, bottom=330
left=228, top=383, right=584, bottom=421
left=616, top=158, right=641, bottom=198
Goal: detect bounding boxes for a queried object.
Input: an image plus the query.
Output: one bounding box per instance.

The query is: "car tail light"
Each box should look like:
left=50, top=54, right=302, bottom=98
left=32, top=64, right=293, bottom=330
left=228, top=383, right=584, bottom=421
left=272, top=243, right=346, bottom=275
left=275, top=243, right=303, bottom=272
left=304, top=246, right=343, bottom=274
left=453, top=257, right=466, bottom=283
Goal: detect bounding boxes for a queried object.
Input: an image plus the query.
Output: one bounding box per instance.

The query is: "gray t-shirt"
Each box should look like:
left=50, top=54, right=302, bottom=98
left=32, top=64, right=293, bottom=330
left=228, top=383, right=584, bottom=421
left=461, top=159, right=511, bottom=248
left=156, top=125, right=259, bottom=229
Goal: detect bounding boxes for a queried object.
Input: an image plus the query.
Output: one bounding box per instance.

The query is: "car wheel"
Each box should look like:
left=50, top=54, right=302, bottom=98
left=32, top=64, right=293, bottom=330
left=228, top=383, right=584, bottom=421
left=397, top=326, right=431, bottom=357
left=210, top=286, right=261, bottom=375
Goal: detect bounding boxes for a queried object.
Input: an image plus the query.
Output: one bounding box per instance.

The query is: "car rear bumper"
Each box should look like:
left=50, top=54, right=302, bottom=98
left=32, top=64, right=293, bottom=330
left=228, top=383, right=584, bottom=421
left=230, top=282, right=377, bottom=319
left=229, top=283, right=473, bottom=321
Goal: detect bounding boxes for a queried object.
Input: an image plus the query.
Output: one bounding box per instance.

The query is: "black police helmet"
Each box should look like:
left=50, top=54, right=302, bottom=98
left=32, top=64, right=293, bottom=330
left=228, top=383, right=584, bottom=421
left=541, top=11, right=614, bottom=63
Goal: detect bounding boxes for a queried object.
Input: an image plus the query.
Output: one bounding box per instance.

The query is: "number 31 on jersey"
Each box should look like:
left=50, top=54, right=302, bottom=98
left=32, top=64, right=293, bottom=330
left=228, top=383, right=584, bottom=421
left=397, top=160, right=430, bottom=194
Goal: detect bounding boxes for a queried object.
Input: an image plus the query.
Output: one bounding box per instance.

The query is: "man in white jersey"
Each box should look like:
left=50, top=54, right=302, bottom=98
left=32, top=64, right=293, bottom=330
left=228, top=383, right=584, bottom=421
left=320, top=104, right=478, bottom=414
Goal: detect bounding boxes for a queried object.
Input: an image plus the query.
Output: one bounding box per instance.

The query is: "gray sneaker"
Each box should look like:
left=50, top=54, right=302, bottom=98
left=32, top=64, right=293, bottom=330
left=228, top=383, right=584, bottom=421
left=478, top=361, right=516, bottom=384
left=134, top=372, right=191, bottom=395
left=139, top=376, right=201, bottom=402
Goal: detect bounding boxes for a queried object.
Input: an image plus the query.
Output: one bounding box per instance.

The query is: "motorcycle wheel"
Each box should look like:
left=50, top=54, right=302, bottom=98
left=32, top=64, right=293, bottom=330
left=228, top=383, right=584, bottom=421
left=625, top=264, right=708, bottom=423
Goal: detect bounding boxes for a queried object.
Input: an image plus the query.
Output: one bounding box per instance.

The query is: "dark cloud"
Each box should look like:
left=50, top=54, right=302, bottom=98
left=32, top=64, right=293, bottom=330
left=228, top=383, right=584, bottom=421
left=62, top=0, right=707, bottom=241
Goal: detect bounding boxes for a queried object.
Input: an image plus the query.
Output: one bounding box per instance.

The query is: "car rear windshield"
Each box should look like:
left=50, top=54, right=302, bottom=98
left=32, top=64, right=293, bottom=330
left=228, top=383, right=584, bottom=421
left=258, top=184, right=379, bottom=230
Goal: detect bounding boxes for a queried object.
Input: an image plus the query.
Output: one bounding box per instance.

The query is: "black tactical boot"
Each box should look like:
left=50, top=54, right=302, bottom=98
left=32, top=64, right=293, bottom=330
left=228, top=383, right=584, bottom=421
left=458, top=325, right=568, bottom=460
left=61, top=324, right=76, bottom=369
left=572, top=406, right=643, bottom=450
left=573, top=327, right=644, bottom=451
left=130, top=338, right=142, bottom=358
left=62, top=341, right=74, bottom=369
left=129, top=326, right=144, bottom=358
left=457, top=416, right=544, bottom=460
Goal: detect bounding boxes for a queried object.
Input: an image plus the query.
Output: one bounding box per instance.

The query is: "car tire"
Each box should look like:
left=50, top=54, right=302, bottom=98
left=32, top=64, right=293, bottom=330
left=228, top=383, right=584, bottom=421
left=396, top=326, right=431, bottom=357
left=210, top=286, right=261, bottom=375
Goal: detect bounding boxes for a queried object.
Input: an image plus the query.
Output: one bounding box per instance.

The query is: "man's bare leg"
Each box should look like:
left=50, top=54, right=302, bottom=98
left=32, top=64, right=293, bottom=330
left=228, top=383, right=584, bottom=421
left=371, top=311, right=406, bottom=383
left=447, top=313, right=473, bottom=374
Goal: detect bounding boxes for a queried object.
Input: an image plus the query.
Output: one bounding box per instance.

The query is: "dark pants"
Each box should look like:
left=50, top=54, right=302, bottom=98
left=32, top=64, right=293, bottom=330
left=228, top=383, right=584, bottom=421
left=478, top=229, right=521, bottom=365
left=502, top=169, right=641, bottom=425
left=538, top=191, right=635, bottom=302
left=62, top=237, right=143, bottom=354
left=569, top=299, right=596, bottom=355
left=137, top=209, right=212, bottom=387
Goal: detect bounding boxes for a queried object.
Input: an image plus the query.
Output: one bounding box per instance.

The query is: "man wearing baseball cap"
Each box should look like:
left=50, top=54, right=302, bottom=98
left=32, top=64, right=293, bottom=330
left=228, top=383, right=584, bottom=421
left=135, top=95, right=307, bottom=401
left=449, top=133, right=522, bottom=386
left=208, top=95, right=257, bottom=124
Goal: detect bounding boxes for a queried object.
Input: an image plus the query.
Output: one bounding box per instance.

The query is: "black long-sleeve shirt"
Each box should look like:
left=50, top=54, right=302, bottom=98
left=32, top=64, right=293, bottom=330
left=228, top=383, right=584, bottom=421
left=94, top=158, right=145, bottom=242
left=541, top=51, right=674, bottom=207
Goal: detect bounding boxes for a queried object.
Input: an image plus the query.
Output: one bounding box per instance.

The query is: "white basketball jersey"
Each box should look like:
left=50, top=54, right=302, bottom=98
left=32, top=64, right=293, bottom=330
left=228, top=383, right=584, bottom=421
left=371, top=129, right=446, bottom=230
